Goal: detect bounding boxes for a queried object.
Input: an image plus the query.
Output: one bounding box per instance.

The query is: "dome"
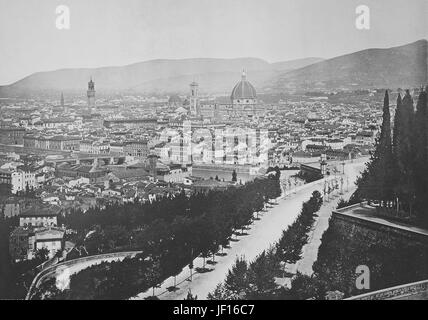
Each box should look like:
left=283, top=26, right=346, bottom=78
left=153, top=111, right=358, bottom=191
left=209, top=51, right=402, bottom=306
left=168, top=94, right=182, bottom=105
left=230, top=70, right=257, bottom=101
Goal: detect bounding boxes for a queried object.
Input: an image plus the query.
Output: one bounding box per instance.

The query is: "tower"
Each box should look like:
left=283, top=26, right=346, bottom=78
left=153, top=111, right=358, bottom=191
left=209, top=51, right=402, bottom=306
left=189, top=81, right=199, bottom=116
left=87, top=77, right=96, bottom=111
left=60, top=92, right=64, bottom=108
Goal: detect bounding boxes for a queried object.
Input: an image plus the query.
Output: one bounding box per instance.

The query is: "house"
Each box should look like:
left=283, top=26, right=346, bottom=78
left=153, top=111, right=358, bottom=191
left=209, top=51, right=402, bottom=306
left=19, top=204, right=60, bottom=227
left=0, top=169, right=38, bottom=194
left=9, top=226, right=65, bottom=262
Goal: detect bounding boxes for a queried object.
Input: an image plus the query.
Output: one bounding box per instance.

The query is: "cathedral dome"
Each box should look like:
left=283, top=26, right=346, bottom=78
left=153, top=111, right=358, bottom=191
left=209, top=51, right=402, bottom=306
left=168, top=94, right=182, bottom=105
left=230, top=70, right=257, bottom=101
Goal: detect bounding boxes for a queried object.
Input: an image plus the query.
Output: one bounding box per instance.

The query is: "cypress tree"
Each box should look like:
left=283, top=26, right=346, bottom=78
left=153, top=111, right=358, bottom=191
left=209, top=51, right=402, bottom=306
left=392, top=90, right=416, bottom=212
left=356, top=90, right=394, bottom=206
left=392, top=93, right=402, bottom=154
left=413, top=87, right=428, bottom=225
left=379, top=90, right=394, bottom=204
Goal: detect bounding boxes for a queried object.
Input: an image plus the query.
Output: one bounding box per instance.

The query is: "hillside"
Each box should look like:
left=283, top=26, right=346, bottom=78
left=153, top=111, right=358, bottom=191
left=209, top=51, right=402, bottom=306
left=0, top=57, right=322, bottom=96
left=271, top=40, right=427, bottom=91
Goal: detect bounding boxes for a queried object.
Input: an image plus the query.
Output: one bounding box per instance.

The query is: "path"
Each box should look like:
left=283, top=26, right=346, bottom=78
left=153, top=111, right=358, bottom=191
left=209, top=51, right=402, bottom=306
left=134, top=158, right=368, bottom=300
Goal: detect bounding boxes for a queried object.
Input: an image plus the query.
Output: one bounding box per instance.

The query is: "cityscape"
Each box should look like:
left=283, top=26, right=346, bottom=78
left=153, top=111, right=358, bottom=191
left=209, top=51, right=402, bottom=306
left=0, top=0, right=427, bottom=304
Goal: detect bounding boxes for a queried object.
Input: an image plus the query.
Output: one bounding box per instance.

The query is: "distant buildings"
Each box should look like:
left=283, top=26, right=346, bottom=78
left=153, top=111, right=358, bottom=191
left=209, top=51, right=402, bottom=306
left=196, top=70, right=266, bottom=121
left=103, top=118, right=158, bottom=129
left=56, top=162, right=107, bottom=184
left=0, top=127, right=25, bottom=145
left=24, top=134, right=81, bottom=151
left=79, top=139, right=109, bottom=154
left=0, top=168, right=37, bottom=194
left=124, top=140, right=149, bottom=159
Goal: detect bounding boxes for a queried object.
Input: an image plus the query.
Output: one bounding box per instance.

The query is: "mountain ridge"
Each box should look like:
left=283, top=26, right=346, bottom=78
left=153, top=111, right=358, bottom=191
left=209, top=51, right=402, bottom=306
left=271, top=39, right=427, bottom=91
left=1, top=39, right=427, bottom=97
left=0, top=57, right=323, bottom=96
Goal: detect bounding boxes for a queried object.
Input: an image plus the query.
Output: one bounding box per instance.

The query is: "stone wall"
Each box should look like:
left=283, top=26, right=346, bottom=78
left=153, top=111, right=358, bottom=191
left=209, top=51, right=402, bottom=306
left=332, top=208, right=428, bottom=248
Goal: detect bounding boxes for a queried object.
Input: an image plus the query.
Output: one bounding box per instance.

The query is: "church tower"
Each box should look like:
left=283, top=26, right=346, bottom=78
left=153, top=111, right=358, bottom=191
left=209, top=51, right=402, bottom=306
left=60, top=92, right=67, bottom=113
left=87, top=77, right=96, bottom=111
left=189, top=81, right=199, bottom=116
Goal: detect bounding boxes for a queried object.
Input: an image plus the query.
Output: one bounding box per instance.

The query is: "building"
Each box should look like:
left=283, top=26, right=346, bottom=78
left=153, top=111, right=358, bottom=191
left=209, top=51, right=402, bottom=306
left=292, top=151, right=322, bottom=164
left=0, top=127, right=25, bottom=145
left=46, top=136, right=81, bottom=151
left=103, top=118, right=158, bottom=130
left=0, top=169, right=38, bottom=194
left=19, top=204, right=60, bottom=228
left=24, top=134, right=81, bottom=151
left=56, top=162, right=107, bottom=184
left=9, top=226, right=65, bottom=262
left=87, top=77, right=96, bottom=110
left=41, top=118, right=79, bottom=129
left=11, top=170, right=37, bottom=194
left=124, top=140, right=149, bottom=159
left=196, top=70, right=265, bottom=120
left=157, top=163, right=191, bottom=183
left=230, top=70, right=258, bottom=117
left=79, top=140, right=110, bottom=154
left=189, top=81, right=200, bottom=116
left=110, top=142, right=125, bottom=155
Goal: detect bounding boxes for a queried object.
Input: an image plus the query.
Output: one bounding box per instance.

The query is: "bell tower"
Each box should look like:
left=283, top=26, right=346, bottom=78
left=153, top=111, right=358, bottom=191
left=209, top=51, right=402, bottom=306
left=189, top=81, right=199, bottom=116
left=87, top=77, right=96, bottom=111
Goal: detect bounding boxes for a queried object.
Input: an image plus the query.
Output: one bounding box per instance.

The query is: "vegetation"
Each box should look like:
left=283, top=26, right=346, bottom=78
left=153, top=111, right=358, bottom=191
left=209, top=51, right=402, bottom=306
left=302, top=217, right=428, bottom=298
left=355, top=88, right=428, bottom=227
left=0, top=215, right=50, bottom=299
left=208, top=191, right=323, bottom=300
left=41, top=175, right=281, bottom=299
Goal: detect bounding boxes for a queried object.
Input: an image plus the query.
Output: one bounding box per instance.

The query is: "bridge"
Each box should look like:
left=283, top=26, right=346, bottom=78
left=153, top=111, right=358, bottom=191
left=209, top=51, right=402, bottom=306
left=46, top=153, right=127, bottom=166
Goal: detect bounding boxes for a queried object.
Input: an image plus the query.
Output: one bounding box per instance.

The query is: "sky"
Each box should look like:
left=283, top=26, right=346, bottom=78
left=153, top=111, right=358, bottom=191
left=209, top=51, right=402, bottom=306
left=0, top=0, right=426, bottom=85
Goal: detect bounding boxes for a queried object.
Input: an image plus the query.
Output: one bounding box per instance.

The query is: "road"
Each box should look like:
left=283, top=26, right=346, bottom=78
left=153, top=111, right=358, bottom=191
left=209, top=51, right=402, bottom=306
left=134, top=157, right=369, bottom=300
left=292, top=158, right=367, bottom=277
left=26, top=251, right=141, bottom=300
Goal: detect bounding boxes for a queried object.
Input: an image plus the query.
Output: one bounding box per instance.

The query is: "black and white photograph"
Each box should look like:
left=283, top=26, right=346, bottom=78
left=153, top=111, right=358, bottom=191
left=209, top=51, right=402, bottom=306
left=0, top=0, right=427, bottom=306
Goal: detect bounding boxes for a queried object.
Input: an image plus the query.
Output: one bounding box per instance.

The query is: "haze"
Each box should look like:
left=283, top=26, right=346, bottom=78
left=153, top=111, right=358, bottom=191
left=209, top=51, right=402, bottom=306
left=0, top=0, right=426, bottom=85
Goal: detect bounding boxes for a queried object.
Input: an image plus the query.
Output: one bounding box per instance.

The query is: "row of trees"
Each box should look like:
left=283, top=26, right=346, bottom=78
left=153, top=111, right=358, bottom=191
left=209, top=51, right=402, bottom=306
left=208, top=190, right=323, bottom=300
left=355, top=88, right=428, bottom=226
left=43, top=175, right=281, bottom=299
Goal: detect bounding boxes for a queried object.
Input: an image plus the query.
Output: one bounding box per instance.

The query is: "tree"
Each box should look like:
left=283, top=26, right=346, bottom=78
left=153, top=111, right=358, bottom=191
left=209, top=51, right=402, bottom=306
left=413, top=87, right=428, bottom=225
left=35, top=247, right=50, bottom=262
left=146, top=258, right=162, bottom=297
left=356, top=90, right=394, bottom=206
left=392, top=90, right=416, bottom=213
left=288, top=272, right=326, bottom=300
left=246, top=251, right=278, bottom=299
left=224, top=257, right=249, bottom=298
